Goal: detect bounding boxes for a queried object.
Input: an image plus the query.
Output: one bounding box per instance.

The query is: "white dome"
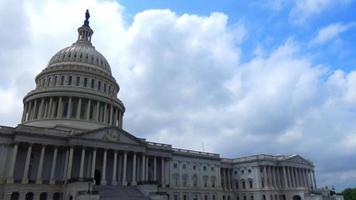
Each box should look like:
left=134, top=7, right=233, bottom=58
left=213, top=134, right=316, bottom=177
left=47, top=42, right=112, bottom=75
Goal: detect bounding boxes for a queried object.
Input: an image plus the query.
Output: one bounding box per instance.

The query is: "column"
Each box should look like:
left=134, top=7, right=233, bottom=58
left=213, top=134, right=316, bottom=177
left=101, top=149, right=107, bottom=185
left=47, top=97, right=53, bottom=118
left=227, top=168, right=231, bottom=190
left=132, top=152, right=137, bottom=185
left=109, top=105, right=113, bottom=124
left=7, top=143, right=18, bottom=183
left=22, top=144, right=32, bottom=184
left=122, top=151, right=127, bottom=186
left=31, top=100, right=38, bottom=119
left=302, top=169, right=307, bottom=187
left=96, top=101, right=100, bottom=122
left=305, top=169, right=310, bottom=188
left=263, top=166, right=267, bottom=188
left=312, top=170, right=317, bottom=189
left=221, top=168, right=225, bottom=190
left=113, top=109, right=117, bottom=126
left=38, top=98, right=44, bottom=118
left=153, top=156, right=157, bottom=181
left=118, top=154, right=122, bottom=183
left=288, top=167, right=293, bottom=188
left=103, top=104, right=108, bottom=123
left=63, top=149, right=69, bottom=181
left=283, top=167, right=288, bottom=188
left=161, top=157, right=165, bottom=187
left=21, top=103, right=28, bottom=122
left=91, top=149, right=97, bottom=180
left=145, top=156, right=149, bottom=181
left=296, top=168, right=301, bottom=187
left=50, top=147, right=58, bottom=184
left=112, top=151, right=118, bottom=185
left=118, top=111, right=123, bottom=128
left=271, top=166, right=276, bottom=188
left=67, top=146, right=74, bottom=180
left=76, top=98, right=82, bottom=119
left=36, top=145, right=46, bottom=184
left=86, top=99, right=91, bottom=120
left=276, top=167, right=280, bottom=188
left=141, top=154, right=145, bottom=182
left=67, top=97, right=72, bottom=118
left=79, top=148, right=86, bottom=178
left=57, top=97, right=62, bottom=118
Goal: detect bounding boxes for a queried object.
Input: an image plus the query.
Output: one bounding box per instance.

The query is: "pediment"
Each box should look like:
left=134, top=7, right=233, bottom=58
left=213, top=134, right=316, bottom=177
left=75, top=127, right=143, bottom=145
left=285, top=155, right=313, bottom=166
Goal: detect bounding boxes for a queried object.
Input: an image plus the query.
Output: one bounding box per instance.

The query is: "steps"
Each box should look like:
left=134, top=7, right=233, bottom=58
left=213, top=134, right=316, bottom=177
left=94, top=185, right=151, bottom=200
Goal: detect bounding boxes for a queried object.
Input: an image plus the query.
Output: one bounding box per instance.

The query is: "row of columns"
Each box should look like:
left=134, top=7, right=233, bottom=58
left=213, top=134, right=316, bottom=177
left=7, top=143, right=168, bottom=187
left=22, top=97, right=123, bottom=127
left=261, top=166, right=317, bottom=189
left=221, top=168, right=233, bottom=191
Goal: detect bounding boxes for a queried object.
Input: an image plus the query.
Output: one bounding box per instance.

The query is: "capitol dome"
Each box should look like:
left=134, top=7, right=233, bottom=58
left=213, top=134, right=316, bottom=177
left=20, top=10, right=125, bottom=132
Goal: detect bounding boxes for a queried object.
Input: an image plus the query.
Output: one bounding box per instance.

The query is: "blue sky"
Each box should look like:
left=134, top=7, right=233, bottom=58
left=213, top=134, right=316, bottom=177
left=120, top=0, right=356, bottom=70
left=0, top=0, right=356, bottom=191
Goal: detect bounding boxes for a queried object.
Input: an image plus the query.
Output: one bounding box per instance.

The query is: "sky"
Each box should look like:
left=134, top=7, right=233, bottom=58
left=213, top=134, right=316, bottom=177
left=0, top=0, right=356, bottom=191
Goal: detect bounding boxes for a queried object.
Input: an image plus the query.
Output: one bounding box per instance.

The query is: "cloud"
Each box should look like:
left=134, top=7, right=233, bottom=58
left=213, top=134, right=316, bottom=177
left=290, top=0, right=353, bottom=24
left=310, top=22, right=355, bottom=45
left=0, top=0, right=356, bottom=190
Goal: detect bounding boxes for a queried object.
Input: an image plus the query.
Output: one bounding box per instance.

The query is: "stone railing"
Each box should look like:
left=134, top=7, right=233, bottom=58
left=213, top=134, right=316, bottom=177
left=172, top=148, right=219, bottom=158
left=147, top=141, right=172, bottom=148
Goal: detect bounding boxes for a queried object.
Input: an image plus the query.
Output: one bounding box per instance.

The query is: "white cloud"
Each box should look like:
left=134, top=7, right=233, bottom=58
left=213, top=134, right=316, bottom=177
left=290, top=0, right=353, bottom=24
left=1, top=0, right=356, bottom=190
left=310, top=22, right=355, bottom=45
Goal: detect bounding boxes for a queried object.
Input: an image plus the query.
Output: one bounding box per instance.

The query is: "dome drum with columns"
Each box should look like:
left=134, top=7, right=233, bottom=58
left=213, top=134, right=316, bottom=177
left=21, top=11, right=125, bottom=131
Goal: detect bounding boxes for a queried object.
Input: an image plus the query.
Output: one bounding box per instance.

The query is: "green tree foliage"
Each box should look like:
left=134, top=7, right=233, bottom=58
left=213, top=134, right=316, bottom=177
left=342, top=188, right=356, bottom=200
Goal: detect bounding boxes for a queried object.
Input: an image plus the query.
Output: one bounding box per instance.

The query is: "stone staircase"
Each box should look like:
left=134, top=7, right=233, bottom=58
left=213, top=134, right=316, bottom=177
left=94, top=185, right=151, bottom=200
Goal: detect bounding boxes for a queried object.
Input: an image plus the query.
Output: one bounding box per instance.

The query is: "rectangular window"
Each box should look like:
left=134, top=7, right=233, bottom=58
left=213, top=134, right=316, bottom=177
left=60, top=76, right=64, bottom=85
left=76, top=76, right=80, bottom=86
left=98, top=81, right=101, bottom=90
left=54, top=76, right=57, bottom=86
left=104, top=83, right=107, bottom=92
left=68, top=76, right=72, bottom=85
left=91, top=79, right=95, bottom=88
left=84, top=78, right=88, bottom=87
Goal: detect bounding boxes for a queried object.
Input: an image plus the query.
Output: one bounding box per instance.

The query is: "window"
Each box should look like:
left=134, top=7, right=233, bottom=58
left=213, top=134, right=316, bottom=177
left=183, top=195, right=187, bottom=200
left=98, top=81, right=101, bottom=90
left=104, top=83, right=107, bottom=92
left=60, top=76, right=64, bottom=85
left=250, top=196, right=254, bottom=200
left=242, top=180, right=246, bottom=189
left=174, top=195, right=178, bottom=200
left=248, top=169, right=251, bottom=173
left=54, top=76, right=57, bottom=86
left=203, top=166, right=207, bottom=171
left=243, top=196, right=246, bottom=200
left=203, top=176, right=208, bottom=187
left=10, top=192, right=19, bottom=200
left=192, top=174, right=198, bottom=187
left=249, top=180, right=253, bottom=188
left=182, top=174, right=188, bottom=187
left=211, top=176, right=216, bottom=187
left=205, top=195, right=208, bottom=200
left=76, top=76, right=80, bottom=86
left=47, top=77, right=51, bottom=86
left=235, top=171, right=238, bottom=175
left=235, top=181, right=239, bottom=189
left=183, top=164, right=186, bottom=169
left=212, top=195, right=216, bottom=200
left=262, top=195, right=266, bottom=200
left=193, top=165, right=196, bottom=170
left=241, top=170, right=245, bottom=174
left=68, top=76, right=72, bottom=85
left=91, top=79, right=95, bottom=88
left=211, top=167, right=214, bottom=171
left=84, top=78, right=88, bottom=87
left=40, top=193, right=47, bottom=200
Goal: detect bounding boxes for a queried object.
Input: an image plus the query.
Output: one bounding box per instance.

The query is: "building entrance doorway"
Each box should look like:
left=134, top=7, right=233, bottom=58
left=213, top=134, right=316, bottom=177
left=293, top=195, right=301, bottom=200
left=94, top=169, right=101, bottom=185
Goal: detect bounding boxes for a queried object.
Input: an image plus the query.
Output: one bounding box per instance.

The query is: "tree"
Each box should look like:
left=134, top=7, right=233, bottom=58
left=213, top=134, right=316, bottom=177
left=342, top=188, right=356, bottom=200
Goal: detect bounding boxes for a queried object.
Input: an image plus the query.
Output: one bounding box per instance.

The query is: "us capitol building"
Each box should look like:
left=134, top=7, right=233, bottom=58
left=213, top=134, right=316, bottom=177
left=0, top=11, right=343, bottom=200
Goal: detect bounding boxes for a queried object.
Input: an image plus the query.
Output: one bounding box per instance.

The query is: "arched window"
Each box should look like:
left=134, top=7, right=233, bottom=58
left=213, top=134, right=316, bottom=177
left=10, top=192, right=19, bottom=200
left=40, top=193, right=47, bottom=200
left=25, top=192, right=34, bottom=200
